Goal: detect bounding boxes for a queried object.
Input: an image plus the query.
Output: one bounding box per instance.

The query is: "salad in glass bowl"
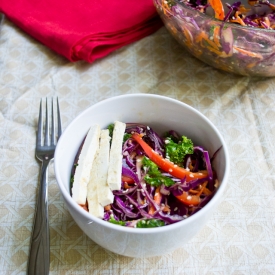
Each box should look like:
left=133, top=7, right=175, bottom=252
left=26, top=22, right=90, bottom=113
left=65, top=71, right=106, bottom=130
left=70, top=121, right=220, bottom=228
left=154, top=0, right=275, bottom=76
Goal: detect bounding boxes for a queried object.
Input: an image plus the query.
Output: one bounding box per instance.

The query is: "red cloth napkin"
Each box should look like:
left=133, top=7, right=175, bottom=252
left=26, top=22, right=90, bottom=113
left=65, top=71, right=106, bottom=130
left=0, top=0, right=162, bottom=62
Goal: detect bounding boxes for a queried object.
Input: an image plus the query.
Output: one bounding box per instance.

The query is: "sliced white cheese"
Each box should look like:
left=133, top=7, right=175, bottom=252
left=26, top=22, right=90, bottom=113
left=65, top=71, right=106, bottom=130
left=87, top=149, right=104, bottom=218
left=72, top=124, right=100, bottom=205
left=107, top=121, right=126, bottom=191
left=97, top=129, right=114, bottom=206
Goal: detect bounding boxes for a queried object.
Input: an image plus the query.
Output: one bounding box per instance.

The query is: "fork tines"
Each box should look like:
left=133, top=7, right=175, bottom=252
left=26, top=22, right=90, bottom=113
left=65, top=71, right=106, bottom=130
left=37, top=97, right=62, bottom=147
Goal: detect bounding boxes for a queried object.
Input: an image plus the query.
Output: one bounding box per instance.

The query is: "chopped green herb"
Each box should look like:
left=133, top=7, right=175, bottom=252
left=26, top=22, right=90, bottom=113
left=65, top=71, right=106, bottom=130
left=165, top=136, right=193, bottom=166
left=108, top=123, right=114, bottom=138
left=209, top=25, right=215, bottom=37
left=109, top=216, right=126, bottom=226
left=136, top=219, right=165, bottom=228
left=142, top=157, right=174, bottom=187
left=123, top=133, right=131, bottom=142
left=70, top=176, right=74, bottom=189
left=166, top=0, right=176, bottom=7
left=108, top=123, right=130, bottom=143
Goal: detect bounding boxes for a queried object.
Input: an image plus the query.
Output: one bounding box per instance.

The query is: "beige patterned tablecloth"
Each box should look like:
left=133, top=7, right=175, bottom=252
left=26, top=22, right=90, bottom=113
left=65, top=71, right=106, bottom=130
left=1, top=17, right=275, bottom=275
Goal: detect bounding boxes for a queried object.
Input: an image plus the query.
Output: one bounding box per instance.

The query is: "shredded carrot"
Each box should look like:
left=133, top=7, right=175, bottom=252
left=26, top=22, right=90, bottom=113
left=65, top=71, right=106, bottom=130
left=149, top=186, right=162, bottom=215
left=206, top=45, right=229, bottom=57
left=188, top=181, right=210, bottom=196
left=153, top=186, right=162, bottom=204
left=123, top=182, right=131, bottom=189
left=213, top=26, right=221, bottom=48
left=104, top=204, right=111, bottom=211
left=233, top=46, right=263, bottom=59
left=79, top=201, right=88, bottom=212
left=248, top=0, right=258, bottom=6
left=171, top=26, right=179, bottom=36
left=189, top=189, right=199, bottom=195
left=161, top=204, right=171, bottom=213
left=161, top=0, right=171, bottom=16
left=192, top=48, right=203, bottom=58
left=195, top=31, right=208, bottom=45
left=183, top=28, right=193, bottom=48
left=197, top=181, right=208, bottom=197
left=246, top=62, right=257, bottom=69
left=202, top=187, right=212, bottom=195
left=206, top=38, right=220, bottom=51
left=230, top=12, right=246, bottom=26
left=239, top=5, right=251, bottom=13
left=195, top=30, right=221, bottom=52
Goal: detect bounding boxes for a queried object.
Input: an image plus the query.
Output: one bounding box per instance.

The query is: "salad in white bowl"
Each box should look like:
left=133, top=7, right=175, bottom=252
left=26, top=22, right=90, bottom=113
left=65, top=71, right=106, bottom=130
left=70, top=120, right=221, bottom=228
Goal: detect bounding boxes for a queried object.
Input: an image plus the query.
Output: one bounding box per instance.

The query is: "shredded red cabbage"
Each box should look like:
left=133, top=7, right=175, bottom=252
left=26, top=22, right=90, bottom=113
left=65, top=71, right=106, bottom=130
left=107, top=123, right=219, bottom=227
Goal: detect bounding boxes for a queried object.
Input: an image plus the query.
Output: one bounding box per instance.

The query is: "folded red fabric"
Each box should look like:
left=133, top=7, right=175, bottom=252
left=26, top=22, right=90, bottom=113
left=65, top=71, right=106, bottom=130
left=0, top=0, right=163, bottom=62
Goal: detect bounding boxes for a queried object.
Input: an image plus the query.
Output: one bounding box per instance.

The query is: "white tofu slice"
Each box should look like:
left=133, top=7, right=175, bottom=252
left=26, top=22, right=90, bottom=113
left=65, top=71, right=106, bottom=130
left=72, top=125, right=100, bottom=205
left=97, top=129, right=114, bottom=206
left=87, top=149, right=104, bottom=218
left=107, top=121, right=126, bottom=190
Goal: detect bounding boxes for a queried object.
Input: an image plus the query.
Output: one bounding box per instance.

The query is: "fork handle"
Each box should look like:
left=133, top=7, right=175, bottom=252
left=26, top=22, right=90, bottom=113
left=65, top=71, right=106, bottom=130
left=28, top=160, right=50, bottom=275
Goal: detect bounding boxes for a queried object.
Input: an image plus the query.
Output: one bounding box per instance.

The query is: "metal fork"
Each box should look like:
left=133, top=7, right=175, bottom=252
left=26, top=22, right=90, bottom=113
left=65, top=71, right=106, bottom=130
left=28, top=97, right=62, bottom=275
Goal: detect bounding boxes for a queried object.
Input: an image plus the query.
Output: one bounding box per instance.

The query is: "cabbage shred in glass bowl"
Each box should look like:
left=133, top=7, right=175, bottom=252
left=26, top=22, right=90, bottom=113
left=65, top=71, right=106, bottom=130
left=154, top=0, right=275, bottom=77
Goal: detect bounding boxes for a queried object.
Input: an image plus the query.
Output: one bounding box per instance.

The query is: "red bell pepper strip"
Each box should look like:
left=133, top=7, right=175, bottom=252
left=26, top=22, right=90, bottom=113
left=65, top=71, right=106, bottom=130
left=121, top=175, right=135, bottom=184
left=131, top=133, right=208, bottom=181
left=176, top=192, right=200, bottom=206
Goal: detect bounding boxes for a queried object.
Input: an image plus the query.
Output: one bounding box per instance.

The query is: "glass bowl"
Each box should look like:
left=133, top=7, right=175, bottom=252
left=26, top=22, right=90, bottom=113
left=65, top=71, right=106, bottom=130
left=154, top=0, right=275, bottom=77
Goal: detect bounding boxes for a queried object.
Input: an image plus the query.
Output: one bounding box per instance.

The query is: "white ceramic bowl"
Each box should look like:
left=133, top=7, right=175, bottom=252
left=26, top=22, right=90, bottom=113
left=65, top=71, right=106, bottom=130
left=54, top=94, right=230, bottom=258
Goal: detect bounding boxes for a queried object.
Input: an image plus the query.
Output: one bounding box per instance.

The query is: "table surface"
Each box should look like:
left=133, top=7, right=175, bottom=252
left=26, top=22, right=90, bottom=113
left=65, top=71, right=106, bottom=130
left=1, top=18, right=275, bottom=275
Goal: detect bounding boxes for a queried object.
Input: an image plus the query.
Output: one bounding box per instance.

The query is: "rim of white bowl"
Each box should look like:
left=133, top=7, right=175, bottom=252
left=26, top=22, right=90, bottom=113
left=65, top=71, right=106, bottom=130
left=54, top=93, right=230, bottom=235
